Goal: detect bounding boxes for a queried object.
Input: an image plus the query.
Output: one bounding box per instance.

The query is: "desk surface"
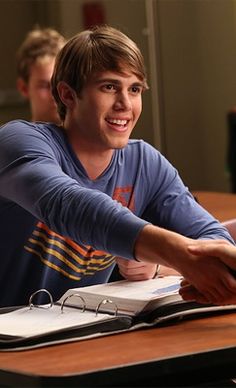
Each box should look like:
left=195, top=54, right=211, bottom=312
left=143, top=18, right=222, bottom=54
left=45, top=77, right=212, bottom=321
left=1, top=312, right=236, bottom=386
left=192, top=191, right=236, bottom=221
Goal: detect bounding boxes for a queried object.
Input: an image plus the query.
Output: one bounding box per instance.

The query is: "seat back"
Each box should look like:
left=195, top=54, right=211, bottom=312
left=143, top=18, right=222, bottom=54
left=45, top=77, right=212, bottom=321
left=222, top=218, right=236, bottom=242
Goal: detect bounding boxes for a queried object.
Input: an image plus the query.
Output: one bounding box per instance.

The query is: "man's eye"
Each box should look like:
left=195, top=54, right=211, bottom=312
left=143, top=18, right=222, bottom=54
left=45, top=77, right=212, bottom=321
left=131, top=86, right=142, bottom=94
left=104, top=84, right=115, bottom=91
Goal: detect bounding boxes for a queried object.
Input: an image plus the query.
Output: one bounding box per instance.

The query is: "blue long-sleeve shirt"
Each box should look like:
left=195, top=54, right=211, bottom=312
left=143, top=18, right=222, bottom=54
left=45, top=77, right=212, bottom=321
left=0, top=120, right=233, bottom=307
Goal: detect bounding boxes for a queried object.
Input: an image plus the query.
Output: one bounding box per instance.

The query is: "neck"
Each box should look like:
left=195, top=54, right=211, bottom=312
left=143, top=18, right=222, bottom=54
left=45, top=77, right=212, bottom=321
left=66, top=131, right=114, bottom=180
left=78, top=150, right=114, bottom=180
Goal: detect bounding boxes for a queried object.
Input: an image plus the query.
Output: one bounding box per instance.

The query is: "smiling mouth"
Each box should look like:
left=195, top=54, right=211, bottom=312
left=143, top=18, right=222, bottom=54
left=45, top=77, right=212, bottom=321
left=106, top=118, right=128, bottom=125
left=105, top=118, right=130, bottom=132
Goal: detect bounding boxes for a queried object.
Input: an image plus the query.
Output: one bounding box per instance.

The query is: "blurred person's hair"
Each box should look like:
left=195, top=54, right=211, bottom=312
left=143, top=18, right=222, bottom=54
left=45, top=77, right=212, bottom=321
left=16, top=27, right=66, bottom=82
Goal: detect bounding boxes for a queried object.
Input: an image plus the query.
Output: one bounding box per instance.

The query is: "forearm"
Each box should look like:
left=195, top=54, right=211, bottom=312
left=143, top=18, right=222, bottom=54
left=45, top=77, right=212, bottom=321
left=134, top=224, right=192, bottom=270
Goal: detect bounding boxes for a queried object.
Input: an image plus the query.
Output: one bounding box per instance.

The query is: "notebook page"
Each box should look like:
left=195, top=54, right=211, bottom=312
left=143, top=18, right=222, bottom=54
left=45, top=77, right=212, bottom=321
left=61, top=276, right=182, bottom=315
left=64, top=276, right=182, bottom=301
left=0, top=304, right=112, bottom=337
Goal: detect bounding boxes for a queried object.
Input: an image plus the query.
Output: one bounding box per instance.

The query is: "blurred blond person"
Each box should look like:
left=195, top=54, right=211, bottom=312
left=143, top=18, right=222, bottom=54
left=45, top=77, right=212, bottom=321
left=16, top=27, right=66, bottom=124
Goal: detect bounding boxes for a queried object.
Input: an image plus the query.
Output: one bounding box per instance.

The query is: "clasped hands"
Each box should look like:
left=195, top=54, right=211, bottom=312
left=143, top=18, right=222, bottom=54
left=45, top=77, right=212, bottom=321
left=179, top=239, right=236, bottom=305
left=116, top=238, right=236, bottom=306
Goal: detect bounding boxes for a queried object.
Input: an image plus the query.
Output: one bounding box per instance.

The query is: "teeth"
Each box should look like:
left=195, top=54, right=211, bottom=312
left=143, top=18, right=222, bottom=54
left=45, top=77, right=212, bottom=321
left=108, top=119, right=127, bottom=125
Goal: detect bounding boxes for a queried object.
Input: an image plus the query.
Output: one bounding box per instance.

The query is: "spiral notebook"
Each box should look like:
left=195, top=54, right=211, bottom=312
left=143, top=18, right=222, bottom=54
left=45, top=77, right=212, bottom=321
left=0, top=276, right=236, bottom=351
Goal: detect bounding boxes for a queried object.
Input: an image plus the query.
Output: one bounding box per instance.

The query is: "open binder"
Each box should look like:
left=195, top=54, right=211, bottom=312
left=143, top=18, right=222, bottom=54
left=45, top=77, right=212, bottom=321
left=1, top=276, right=236, bottom=351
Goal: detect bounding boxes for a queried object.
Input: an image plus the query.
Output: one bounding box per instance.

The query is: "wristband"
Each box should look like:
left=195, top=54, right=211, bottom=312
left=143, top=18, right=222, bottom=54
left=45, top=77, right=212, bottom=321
left=153, top=264, right=160, bottom=278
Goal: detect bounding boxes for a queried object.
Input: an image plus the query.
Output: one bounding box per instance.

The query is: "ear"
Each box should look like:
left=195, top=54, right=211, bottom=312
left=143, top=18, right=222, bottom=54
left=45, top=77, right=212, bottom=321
left=16, top=78, right=29, bottom=99
left=57, top=81, right=77, bottom=110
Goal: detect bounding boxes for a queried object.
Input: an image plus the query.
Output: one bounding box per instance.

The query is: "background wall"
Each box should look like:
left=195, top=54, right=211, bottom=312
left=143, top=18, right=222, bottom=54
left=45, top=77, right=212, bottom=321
left=0, top=0, right=236, bottom=193
left=154, top=0, right=236, bottom=192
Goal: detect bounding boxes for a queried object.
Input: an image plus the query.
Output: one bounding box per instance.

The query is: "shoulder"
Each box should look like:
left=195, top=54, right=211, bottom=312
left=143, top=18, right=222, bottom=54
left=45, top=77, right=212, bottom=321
left=126, top=139, right=159, bottom=154
left=0, top=119, right=29, bottom=135
left=0, top=120, right=66, bottom=159
left=123, top=139, right=178, bottom=182
left=0, top=119, right=55, bottom=134
left=0, top=120, right=62, bottom=143
left=126, top=139, right=170, bottom=164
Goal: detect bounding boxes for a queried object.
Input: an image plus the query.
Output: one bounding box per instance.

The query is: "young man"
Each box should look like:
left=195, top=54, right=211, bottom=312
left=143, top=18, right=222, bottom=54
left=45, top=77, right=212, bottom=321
left=16, top=27, right=66, bottom=124
left=0, top=25, right=236, bottom=308
left=17, top=28, right=160, bottom=283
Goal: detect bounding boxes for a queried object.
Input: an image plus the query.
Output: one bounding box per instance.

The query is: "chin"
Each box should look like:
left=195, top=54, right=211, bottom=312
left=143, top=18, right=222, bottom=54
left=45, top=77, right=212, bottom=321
left=112, top=140, right=129, bottom=149
left=47, top=115, right=61, bottom=125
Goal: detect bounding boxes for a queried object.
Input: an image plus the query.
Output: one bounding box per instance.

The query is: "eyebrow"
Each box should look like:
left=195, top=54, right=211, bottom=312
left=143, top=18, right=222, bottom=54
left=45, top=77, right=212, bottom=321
left=95, top=78, right=145, bottom=87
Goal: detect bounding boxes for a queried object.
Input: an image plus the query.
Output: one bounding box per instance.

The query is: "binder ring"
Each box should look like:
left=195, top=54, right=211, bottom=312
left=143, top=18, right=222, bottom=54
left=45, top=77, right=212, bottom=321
left=95, top=299, right=118, bottom=316
left=29, top=289, right=53, bottom=310
left=61, top=293, right=86, bottom=313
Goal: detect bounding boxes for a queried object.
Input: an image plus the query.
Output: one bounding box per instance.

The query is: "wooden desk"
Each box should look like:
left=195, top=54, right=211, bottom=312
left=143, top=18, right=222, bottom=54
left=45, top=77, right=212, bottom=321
left=1, top=312, right=236, bottom=386
left=192, top=191, right=236, bottom=222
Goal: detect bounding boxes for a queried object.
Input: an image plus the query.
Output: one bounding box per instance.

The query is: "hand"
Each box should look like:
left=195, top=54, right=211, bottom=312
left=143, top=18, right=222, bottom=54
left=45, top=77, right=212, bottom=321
left=158, top=265, right=180, bottom=277
left=116, top=257, right=157, bottom=281
left=178, top=240, right=236, bottom=305
left=135, top=225, right=236, bottom=305
left=187, top=239, right=236, bottom=271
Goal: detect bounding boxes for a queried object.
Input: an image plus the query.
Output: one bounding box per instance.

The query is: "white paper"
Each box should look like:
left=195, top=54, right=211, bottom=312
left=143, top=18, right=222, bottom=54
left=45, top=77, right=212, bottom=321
left=61, top=276, right=182, bottom=315
left=0, top=304, right=112, bottom=337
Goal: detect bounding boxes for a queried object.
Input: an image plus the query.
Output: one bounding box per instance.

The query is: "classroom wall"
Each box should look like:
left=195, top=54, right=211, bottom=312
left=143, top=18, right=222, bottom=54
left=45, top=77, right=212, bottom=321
left=154, top=0, right=236, bottom=192
left=0, top=0, right=236, bottom=192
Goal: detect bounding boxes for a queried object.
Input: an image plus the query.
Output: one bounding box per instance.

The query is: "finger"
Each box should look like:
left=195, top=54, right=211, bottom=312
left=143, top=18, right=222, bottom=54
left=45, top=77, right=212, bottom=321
left=188, top=243, right=236, bottom=273
left=179, top=285, right=210, bottom=304
left=117, top=263, right=144, bottom=273
left=116, top=257, right=130, bottom=267
left=220, top=271, right=236, bottom=294
left=180, top=278, right=189, bottom=287
left=180, top=273, right=236, bottom=305
left=188, top=242, right=236, bottom=260
left=119, top=266, right=155, bottom=279
left=118, top=263, right=147, bottom=273
left=158, top=266, right=181, bottom=277
left=179, top=282, right=224, bottom=305
left=116, top=257, right=143, bottom=265
left=118, top=269, right=149, bottom=281
left=180, top=285, right=236, bottom=305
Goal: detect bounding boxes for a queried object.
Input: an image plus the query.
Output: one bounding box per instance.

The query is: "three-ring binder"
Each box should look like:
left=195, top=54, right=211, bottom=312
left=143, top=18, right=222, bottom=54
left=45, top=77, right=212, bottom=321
left=95, top=299, right=118, bottom=316
left=28, top=289, right=119, bottom=316
left=0, top=287, right=132, bottom=351
left=60, top=293, right=118, bottom=316
left=61, top=293, right=86, bottom=313
left=29, top=289, right=54, bottom=310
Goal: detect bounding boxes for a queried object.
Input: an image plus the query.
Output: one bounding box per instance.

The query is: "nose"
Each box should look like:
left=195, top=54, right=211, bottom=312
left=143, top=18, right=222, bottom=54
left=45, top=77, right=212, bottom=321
left=114, top=91, right=132, bottom=111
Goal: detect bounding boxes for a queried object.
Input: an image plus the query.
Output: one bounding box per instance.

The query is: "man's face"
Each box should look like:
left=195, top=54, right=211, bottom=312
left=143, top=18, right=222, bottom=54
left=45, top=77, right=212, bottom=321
left=18, top=56, right=60, bottom=124
left=69, top=70, right=144, bottom=153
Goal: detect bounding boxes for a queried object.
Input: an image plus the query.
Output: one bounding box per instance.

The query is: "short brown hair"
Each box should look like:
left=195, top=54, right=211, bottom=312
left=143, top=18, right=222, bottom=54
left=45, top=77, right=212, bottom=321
left=51, top=25, right=148, bottom=121
left=16, top=27, right=66, bottom=82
